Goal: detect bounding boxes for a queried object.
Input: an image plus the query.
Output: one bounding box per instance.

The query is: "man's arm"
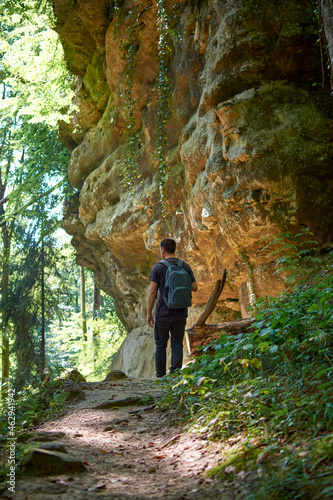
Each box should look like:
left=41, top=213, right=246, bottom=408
left=191, top=281, right=198, bottom=293
left=147, top=281, right=158, bottom=328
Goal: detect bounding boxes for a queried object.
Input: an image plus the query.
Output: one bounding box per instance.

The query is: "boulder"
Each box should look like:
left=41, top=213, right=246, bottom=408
left=27, top=431, right=66, bottom=443
left=103, top=369, right=128, bottom=382
left=21, top=448, right=86, bottom=476
left=60, top=369, right=86, bottom=382
left=110, top=326, right=191, bottom=379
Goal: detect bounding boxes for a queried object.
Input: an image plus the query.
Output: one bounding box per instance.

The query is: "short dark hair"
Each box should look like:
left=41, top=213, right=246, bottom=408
left=160, top=238, right=176, bottom=254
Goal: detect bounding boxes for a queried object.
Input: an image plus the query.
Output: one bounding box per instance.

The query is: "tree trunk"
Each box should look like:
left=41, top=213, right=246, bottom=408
left=320, top=0, right=333, bottom=89
left=1, top=226, right=11, bottom=399
left=41, top=237, right=45, bottom=380
left=0, top=92, right=13, bottom=398
left=92, top=278, right=101, bottom=320
left=80, top=266, right=87, bottom=342
left=92, top=276, right=101, bottom=364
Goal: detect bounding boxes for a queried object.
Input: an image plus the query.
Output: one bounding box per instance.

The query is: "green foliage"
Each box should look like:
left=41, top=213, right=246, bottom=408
left=0, top=378, right=69, bottom=482
left=1, top=231, right=126, bottom=390
left=115, top=0, right=178, bottom=216
left=262, top=227, right=332, bottom=285
left=155, top=0, right=174, bottom=218
left=0, top=0, right=125, bottom=398
left=0, top=0, right=76, bottom=126
left=159, top=267, right=333, bottom=498
left=1, top=123, right=71, bottom=224
left=1, top=221, right=73, bottom=388
left=46, top=310, right=126, bottom=382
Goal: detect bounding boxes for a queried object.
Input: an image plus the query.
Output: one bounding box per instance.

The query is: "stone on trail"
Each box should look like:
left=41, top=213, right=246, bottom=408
left=61, top=368, right=87, bottom=382
left=103, top=418, right=129, bottom=431
left=66, top=385, right=86, bottom=402
left=38, top=442, right=68, bottom=453
left=93, top=395, right=142, bottom=409
left=27, top=431, right=66, bottom=443
left=39, top=482, right=68, bottom=494
left=21, top=448, right=86, bottom=476
left=103, top=369, right=128, bottom=381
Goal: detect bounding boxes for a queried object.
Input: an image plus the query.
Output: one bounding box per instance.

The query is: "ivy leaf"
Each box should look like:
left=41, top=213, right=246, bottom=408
left=250, top=358, right=261, bottom=369
left=238, top=358, right=249, bottom=369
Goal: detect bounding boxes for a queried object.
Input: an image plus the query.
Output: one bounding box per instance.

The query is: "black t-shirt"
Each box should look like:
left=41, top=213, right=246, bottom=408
left=149, top=258, right=196, bottom=318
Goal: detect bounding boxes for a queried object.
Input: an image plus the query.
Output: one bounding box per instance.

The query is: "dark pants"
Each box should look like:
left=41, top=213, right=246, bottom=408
left=154, top=314, right=187, bottom=377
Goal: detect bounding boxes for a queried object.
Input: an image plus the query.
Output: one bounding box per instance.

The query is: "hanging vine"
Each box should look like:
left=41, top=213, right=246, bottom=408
left=155, top=0, right=175, bottom=218
left=119, top=3, right=141, bottom=191
left=113, top=0, right=178, bottom=210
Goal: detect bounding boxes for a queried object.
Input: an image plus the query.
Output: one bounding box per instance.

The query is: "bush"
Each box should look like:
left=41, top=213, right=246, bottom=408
left=158, top=266, right=333, bottom=498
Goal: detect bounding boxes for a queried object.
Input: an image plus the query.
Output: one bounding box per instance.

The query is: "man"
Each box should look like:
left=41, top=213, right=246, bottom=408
left=147, top=238, right=197, bottom=378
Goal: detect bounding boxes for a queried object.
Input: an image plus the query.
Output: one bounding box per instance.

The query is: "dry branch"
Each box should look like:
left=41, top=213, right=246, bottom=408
left=190, top=269, right=227, bottom=329
left=186, top=269, right=255, bottom=353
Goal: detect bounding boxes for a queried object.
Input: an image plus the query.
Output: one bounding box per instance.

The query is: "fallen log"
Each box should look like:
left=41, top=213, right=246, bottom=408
left=187, top=318, right=255, bottom=351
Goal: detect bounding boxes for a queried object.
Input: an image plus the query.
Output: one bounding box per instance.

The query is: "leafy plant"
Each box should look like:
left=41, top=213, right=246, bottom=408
left=262, top=227, right=332, bottom=285
left=0, top=378, right=69, bottom=482
left=158, top=266, right=333, bottom=498
left=114, top=0, right=178, bottom=216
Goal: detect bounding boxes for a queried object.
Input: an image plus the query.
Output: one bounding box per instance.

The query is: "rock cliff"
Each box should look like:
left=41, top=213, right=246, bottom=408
left=58, top=0, right=333, bottom=377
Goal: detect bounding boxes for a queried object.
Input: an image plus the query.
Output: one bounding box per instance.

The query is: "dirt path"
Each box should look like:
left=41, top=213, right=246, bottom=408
left=11, top=376, right=235, bottom=499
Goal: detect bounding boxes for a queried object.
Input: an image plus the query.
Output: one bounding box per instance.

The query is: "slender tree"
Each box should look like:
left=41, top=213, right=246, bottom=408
left=81, top=267, right=87, bottom=342
left=92, top=276, right=101, bottom=364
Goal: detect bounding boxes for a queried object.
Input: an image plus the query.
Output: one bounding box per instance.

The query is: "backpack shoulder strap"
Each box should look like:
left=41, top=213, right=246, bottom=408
left=160, top=260, right=171, bottom=268
left=177, top=259, right=184, bottom=267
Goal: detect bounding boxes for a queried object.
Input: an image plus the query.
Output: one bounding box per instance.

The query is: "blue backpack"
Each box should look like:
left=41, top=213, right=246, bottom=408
left=161, top=259, right=192, bottom=309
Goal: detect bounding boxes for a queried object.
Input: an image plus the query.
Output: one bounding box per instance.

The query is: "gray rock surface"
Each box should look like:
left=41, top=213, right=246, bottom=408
left=21, top=449, right=86, bottom=476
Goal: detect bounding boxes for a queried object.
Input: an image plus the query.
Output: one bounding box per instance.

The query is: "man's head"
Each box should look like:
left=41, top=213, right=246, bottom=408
left=160, top=238, right=176, bottom=255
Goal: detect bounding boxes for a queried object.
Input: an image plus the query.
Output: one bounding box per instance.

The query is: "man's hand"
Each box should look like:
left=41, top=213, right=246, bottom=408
left=147, top=281, right=158, bottom=329
left=147, top=313, right=154, bottom=328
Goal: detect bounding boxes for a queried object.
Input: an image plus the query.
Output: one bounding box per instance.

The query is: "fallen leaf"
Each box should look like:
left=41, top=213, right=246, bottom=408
left=153, top=455, right=166, bottom=460
left=149, top=467, right=157, bottom=473
left=87, top=483, right=106, bottom=492
left=121, top=422, right=129, bottom=426
left=57, top=480, right=68, bottom=486
left=100, top=449, right=108, bottom=453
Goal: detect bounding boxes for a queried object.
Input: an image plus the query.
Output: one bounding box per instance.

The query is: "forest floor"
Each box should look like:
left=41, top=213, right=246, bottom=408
left=9, top=376, right=241, bottom=500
